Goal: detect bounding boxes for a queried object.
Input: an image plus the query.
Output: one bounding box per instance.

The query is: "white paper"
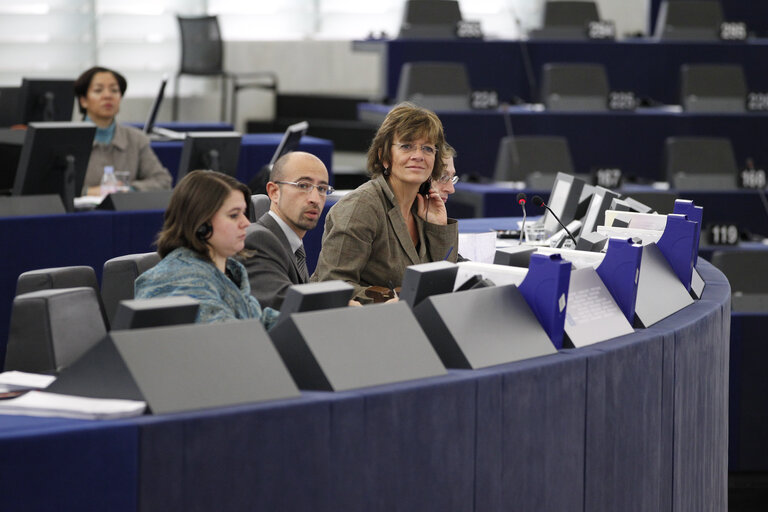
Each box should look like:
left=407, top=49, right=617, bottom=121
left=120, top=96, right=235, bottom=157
left=0, top=391, right=146, bottom=420
left=0, top=371, right=56, bottom=392
left=458, top=231, right=498, bottom=263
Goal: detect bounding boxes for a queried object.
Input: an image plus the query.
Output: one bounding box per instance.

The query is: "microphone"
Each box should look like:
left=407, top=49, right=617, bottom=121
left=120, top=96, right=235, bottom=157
left=531, top=195, right=578, bottom=247
left=516, top=192, right=527, bottom=244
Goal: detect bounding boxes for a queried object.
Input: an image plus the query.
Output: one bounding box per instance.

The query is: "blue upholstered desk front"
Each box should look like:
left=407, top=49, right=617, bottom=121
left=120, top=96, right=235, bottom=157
left=0, top=261, right=730, bottom=511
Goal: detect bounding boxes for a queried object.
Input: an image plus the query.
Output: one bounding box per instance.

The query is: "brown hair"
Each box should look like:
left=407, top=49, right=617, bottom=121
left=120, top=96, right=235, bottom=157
left=156, top=170, right=252, bottom=260
left=73, top=66, right=128, bottom=117
left=366, top=102, right=446, bottom=180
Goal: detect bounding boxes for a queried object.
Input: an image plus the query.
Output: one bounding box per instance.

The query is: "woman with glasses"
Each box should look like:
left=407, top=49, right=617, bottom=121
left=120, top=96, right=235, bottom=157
left=312, top=102, right=458, bottom=303
left=135, top=170, right=279, bottom=327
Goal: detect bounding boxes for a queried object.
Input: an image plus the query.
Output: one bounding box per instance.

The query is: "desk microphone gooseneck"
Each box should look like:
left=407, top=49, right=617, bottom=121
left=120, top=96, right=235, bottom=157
left=517, top=192, right=527, bottom=244
left=531, top=195, right=578, bottom=246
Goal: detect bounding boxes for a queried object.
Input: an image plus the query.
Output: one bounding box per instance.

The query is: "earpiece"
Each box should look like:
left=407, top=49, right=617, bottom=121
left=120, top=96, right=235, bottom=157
left=195, top=222, right=213, bottom=241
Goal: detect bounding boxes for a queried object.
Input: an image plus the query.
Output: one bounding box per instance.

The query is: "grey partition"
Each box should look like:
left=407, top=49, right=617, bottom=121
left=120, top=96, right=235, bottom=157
left=269, top=302, right=446, bottom=391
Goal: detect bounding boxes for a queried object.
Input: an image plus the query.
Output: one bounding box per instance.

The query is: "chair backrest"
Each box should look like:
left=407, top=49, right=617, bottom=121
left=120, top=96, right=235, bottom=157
left=494, top=135, right=575, bottom=183
left=399, top=0, right=462, bottom=39
left=664, top=136, right=739, bottom=189
left=250, top=193, right=271, bottom=222
left=101, top=252, right=162, bottom=326
left=711, top=250, right=768, bottom=295
left=396, top=62, right=471, bottom=110
left=16, top=265, right=109, bottom=328
left=177, top=15, right=224, bottom=75
left=543, top=0, right=600, bottom=26
left=680, top=64, right=747, bottom=113
left=541, top=63, right=609, bottom=111
left=654, top=0, right=723, bottom=41
left=5, top=287, right=107, bottom=373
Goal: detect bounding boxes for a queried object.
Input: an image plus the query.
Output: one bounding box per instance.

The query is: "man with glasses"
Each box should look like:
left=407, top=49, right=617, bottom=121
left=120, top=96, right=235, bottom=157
left=243, top=151, right=333, bottom=309
left=434, top=143, right=459, bottom=203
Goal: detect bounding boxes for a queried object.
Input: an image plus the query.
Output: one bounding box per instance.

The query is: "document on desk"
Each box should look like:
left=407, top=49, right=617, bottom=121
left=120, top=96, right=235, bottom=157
left=458, top=231, right=497, bottom=263
left=0, top=391, right=146, bottom=419
left=0, top=371, right=56, bottom=393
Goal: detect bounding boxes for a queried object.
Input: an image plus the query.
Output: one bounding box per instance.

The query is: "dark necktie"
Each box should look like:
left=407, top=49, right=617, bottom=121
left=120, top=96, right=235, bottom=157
left=295, top=245, right=309, bottom=282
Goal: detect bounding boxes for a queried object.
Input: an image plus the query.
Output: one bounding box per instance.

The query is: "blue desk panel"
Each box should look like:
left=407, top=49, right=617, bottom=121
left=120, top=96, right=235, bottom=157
left=0, top=261, right=730, bottom=511
left=361, top=38, right=768, bottom=105
left=360, top=103, right=768, bottom=185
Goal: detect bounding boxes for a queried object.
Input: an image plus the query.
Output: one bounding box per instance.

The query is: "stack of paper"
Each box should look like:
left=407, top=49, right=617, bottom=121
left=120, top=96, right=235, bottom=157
left=0, top=391, right=146, bottom=420
left=0, top=371, right=56, bottom=393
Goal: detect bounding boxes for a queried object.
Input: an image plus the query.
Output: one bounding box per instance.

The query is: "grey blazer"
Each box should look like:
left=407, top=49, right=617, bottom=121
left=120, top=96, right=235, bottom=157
left=242, top=213, right=307, bottom=310
left=84, top=123, right=172, bottom=192
left=311, top=175, right=458, bottom=303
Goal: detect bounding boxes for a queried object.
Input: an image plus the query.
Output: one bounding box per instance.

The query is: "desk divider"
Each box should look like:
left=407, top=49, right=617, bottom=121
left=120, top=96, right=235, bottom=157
left=268, top=302, right=446, bottom=391
left=47, top=319, right=300, bottom=414
left=414, top=284, right=557, bottom=369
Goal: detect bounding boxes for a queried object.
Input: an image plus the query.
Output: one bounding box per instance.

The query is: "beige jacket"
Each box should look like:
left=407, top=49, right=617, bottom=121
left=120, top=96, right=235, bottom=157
left=83, top=123, right=172, bottom=192
left=311, top=175, right=458, bottom=303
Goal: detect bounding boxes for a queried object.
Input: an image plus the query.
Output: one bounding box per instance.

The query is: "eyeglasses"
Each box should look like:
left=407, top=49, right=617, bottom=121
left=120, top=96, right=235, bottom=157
left=274, top=180, right=335, bottom=196
left=437, top=174, right=459, bottom=185
left=393, top=142, right=438, bottom=157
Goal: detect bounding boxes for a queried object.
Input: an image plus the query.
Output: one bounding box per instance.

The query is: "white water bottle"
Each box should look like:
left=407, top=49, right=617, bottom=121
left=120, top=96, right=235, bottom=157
left=100, top=165, right=119, bottom=196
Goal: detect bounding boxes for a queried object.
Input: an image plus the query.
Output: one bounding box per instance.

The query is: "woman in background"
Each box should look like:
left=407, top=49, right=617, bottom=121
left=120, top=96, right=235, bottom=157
left=135, top=170, right=279, bottom=327
left=312, top=102, right=458, bottom=303
left=74, top=66, right=172, bottom=195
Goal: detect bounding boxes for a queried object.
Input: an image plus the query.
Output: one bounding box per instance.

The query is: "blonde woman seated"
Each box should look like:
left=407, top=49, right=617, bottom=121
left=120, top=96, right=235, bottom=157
left=312, top=102, right=458, bottom=303
left=135, top=170, right=278, bottom=327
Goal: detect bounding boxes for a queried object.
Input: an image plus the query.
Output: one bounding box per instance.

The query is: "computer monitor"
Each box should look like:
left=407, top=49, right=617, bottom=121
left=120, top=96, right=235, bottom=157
left=142, top=76, right=168, bottom=135
left=580, top=186, right=620, bottom=236
left=12, top=122, right=96, bottom=212
left=276, top=281, right=354, bottom=325
left=19, top=78, right=75, bottom=124
left=269, top=121, right=309, bottom=167
left=541, top=172, right=585, bottom=235
left=176, top=131, right=242, bottom=183
left=111, top=296, right=199, bottom=331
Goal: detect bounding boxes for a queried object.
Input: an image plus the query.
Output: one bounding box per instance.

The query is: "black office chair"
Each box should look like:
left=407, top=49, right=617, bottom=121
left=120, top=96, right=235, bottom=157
left=16, top=265, right=110, bottom=329
left=664, top=136, right=739, bottom=190
left=529, top=0, right=601, bottom=40
left=173, top=15, right=278, bottom=124
left=654, top=0, right=723, bottom=41
left=5, top=287, right=107, bottom=373
left=101, top=252, right=161, bottom=327
left=493, top=135, right=575, bottom=189
left=399, top=0, right=463, bottom=39
left=711, top=250, right=768, bottom=311
left=541, top=63, right=609, bottom=112
left=395, top=62, right=471, bottom=111
left=680, top=64, right=747, bottom=113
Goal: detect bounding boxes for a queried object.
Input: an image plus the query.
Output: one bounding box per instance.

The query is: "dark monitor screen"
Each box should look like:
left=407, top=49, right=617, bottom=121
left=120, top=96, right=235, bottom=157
left=277, top=281, right=354, bottom=325
left=269, top=121, right=308, bottom=166
left=12, top=122, right=96, bottom=212
left=111, top=296, right=199, bottom=330
left=19, top=78, right=75, bottom=124
left=142, top=76, right=168, bottom=134
left=542, top=172, right=586, bottom=235
left=0, top=87, right=21, bottom=127
left=176, top=131, right=242, bottom=184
